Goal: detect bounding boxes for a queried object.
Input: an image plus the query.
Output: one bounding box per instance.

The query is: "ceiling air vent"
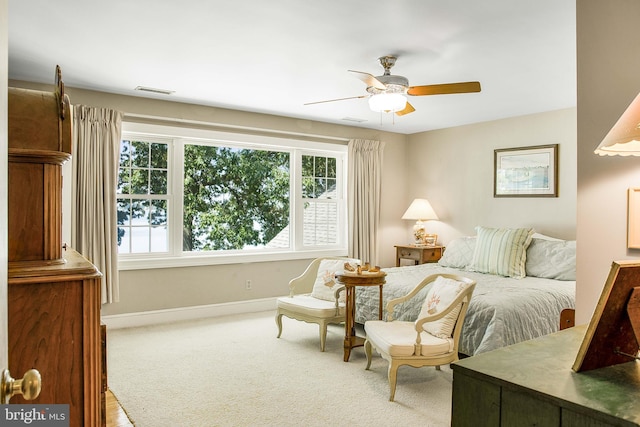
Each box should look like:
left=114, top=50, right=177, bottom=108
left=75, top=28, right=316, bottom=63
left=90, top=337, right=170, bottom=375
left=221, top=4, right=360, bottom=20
left=134, top=86, right=175, bottom=95
left=341, top=117, right=367, bottom=123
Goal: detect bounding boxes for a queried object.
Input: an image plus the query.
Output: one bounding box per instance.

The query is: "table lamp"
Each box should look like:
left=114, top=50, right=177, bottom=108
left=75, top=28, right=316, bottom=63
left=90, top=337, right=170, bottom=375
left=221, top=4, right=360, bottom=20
left=401, top=198, right=439, bottom=245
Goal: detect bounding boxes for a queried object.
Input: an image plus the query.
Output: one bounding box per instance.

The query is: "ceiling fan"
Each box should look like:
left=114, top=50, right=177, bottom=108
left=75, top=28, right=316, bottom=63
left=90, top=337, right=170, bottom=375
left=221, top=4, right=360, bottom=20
left=305, top=55, right=481, bottom=116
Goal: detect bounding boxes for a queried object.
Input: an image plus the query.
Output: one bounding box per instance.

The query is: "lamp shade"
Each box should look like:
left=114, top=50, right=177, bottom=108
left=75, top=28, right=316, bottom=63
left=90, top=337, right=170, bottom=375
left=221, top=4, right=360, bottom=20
left=401, top=198, right=439, bottom=221
left=595, top=92, right=640, bottom=156
left=369, top=93, right=407, bottom=113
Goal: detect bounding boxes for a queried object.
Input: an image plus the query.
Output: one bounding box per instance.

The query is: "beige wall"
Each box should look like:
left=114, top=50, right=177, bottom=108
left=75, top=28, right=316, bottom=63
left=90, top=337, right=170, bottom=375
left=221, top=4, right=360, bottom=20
left=576, top=0, right=640, bottom=324
left=406, top=108, right=577, bottom=244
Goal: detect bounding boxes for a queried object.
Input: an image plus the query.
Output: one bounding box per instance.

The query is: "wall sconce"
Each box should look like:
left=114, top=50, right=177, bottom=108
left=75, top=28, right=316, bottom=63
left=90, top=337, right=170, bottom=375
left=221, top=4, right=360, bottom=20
left=401, top=198, right=439, bottom=245
left=595, top=92, right=640, bottom=156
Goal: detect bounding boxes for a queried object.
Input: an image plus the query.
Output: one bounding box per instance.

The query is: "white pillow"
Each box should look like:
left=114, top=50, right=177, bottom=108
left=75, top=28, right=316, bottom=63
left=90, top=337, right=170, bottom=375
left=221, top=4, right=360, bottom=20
left=532, top=232, right=562, bottom=241
left=311, top=258, right=358, bottom=302
left=438, top=236, right=476, bottom=269
left=469, top=226, right=534, bottom=279
left=525, top=238, right=576, bottom=280
left=418, top=276, right=470, bottom=339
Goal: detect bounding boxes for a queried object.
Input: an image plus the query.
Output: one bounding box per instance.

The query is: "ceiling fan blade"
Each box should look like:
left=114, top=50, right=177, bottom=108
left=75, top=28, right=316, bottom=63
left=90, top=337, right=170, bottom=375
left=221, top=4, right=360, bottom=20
left=348, top=70, right=386, bottom=90
left=396, top=102, right=415, bottom=116
left=304, top=95, right=369, bottom=106
left=407, top=81, right=481, bottom=96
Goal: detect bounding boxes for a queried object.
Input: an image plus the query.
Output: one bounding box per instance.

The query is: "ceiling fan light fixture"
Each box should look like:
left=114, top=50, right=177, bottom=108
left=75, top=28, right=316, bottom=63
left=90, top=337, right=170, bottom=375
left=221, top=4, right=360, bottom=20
left=307, top=55, right=480, bottom=118
left=368, top=93, right=407, bottom=113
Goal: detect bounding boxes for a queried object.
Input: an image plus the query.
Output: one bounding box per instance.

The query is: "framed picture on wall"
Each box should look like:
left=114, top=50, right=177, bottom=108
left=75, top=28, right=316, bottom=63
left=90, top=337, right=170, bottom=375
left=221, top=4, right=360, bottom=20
left=494, top=144, right=558, bottom=197
left=628, top=188, right=640, bottom=249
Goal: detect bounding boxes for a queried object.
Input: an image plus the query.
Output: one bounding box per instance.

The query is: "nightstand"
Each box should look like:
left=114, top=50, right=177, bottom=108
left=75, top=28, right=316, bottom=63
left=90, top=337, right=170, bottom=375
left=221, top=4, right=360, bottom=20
left=395, top=244, right=444, bottom=267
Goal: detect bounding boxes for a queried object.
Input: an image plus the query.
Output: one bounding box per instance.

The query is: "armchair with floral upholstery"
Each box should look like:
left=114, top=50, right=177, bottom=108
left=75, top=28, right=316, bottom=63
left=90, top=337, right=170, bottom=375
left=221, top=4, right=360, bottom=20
left=364, top=274, right=476, bottom=401
left=276, top=257, right=359, bottom=351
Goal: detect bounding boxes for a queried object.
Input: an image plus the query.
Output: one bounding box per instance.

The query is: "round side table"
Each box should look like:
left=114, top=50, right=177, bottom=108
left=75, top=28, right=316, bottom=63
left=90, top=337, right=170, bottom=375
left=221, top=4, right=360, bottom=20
left=335, top=270, right=386, bottom=362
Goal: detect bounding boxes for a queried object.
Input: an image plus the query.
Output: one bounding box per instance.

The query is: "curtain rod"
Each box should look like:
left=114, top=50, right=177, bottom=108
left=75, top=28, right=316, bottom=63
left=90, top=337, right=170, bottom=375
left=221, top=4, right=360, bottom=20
left=123, top=113, right=351, bottom=144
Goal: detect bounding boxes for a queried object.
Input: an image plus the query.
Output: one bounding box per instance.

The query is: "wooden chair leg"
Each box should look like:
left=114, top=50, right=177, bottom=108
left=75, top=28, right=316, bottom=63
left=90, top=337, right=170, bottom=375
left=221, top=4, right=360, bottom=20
left=319, top=322, right=327, bottom=352
left=365, top=339, right=373, bottom=370
left=388, top=362, right=399, bottom=402
left=275, top=312, right=283, bottom=338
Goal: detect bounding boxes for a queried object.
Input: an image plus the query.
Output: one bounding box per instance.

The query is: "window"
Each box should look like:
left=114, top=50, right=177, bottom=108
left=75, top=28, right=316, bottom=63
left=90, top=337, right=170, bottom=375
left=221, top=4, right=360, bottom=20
left=117, top=123, right=348, bottom=269
left=182, top=144, right=290, bottom=252
left=117, top=138, right=170, bottom=254
left=302, top=154, right=338, bottom=246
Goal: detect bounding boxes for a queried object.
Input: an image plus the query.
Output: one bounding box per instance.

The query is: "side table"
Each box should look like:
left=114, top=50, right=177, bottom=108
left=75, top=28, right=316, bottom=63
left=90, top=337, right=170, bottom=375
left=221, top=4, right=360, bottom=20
left=335, top=270, right=386, bottom=362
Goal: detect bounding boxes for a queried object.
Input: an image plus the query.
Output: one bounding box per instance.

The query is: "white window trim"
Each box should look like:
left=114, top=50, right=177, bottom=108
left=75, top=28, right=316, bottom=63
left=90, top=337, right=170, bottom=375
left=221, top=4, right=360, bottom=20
left=118, top=122, right=348, bottom=270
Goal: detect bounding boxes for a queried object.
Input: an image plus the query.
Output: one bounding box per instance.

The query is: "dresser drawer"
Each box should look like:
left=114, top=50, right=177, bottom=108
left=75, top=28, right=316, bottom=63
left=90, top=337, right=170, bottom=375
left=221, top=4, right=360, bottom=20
left=422, top=247, right=442, bottom=262
left=395, top=245, right=444, bottom=266
left=398, top=247, right=422, bottom=261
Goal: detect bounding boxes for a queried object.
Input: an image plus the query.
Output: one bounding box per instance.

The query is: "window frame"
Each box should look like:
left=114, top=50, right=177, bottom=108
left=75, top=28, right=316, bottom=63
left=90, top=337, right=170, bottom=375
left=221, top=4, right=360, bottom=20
left=118, top=122, right=348, bottom=270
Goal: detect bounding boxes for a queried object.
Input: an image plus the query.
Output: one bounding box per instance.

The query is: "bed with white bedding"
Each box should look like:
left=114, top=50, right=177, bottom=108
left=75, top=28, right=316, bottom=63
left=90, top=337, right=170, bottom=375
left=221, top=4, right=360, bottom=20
left=355, top=227, right=576, bottom=356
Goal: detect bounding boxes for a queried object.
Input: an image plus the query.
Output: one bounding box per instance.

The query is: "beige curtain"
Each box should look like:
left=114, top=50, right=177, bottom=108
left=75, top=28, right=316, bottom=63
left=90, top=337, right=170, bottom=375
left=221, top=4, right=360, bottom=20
left=72, top=105, right=123, bottom=304
left=347, top=139, right=385, bottom=265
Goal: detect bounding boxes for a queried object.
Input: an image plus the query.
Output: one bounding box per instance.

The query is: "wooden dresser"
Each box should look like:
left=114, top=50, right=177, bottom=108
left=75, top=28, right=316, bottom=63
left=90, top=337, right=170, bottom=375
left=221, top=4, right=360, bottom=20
left=451, top=325, right=640, bottom=427
left=7, top=68, right=105, bottom=426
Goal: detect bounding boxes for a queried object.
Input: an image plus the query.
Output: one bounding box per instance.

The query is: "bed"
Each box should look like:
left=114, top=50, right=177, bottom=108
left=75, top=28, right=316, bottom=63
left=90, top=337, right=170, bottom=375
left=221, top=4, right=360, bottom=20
left=355, top=227, right=576, bottom=356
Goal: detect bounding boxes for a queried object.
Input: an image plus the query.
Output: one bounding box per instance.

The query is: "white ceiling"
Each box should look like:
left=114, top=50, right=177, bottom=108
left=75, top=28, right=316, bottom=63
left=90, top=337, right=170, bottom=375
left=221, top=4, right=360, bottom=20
left=8, top=0, right=576, bottom=135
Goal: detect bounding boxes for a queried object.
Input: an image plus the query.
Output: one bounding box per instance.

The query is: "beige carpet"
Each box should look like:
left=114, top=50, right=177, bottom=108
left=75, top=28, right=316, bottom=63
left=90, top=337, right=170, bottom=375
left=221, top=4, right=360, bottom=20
left=107, top=311, right=453, bottom=426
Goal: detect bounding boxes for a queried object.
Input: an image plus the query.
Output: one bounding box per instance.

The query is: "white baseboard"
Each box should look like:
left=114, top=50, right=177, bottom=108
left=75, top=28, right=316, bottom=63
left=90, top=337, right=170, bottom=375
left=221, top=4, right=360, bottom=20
left=101, top=297, right=278, bottom=329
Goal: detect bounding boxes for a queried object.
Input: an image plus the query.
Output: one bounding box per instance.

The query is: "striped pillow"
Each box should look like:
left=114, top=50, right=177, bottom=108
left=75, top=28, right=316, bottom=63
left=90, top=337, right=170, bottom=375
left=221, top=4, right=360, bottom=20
left=469, top=226, right=534, bottom=278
